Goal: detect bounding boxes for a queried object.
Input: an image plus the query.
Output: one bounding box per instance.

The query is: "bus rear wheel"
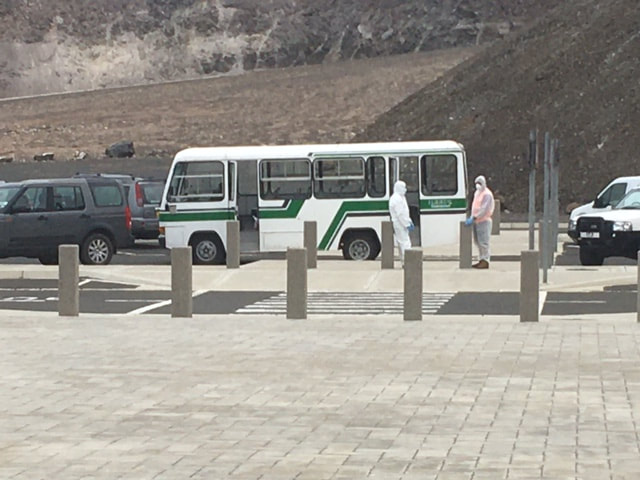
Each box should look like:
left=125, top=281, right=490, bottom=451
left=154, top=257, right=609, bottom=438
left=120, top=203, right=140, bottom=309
left=190, top=234, right=225, bottom=265
left=342, top=233, right=380, bottom=261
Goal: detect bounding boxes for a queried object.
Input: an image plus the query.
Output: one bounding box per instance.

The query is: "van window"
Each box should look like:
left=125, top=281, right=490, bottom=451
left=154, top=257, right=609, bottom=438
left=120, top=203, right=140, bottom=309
left=596, top=183, right=627, bottom=208
left=91, top=184, right=123, bottom=207
left=421, top=155, right=458, bottom=196
left=53, top=186, right=85, bottom=211
left=168, top=161, right=225, bottom=203
left=314, top=157, right=365, bottom=199
left=260, top=158, right=311, bottom=200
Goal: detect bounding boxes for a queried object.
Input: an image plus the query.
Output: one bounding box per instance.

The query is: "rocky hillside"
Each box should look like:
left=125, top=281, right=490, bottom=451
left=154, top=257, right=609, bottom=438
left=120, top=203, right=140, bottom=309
left=358, top=0, right=640, bottom=212
left=0, top=0, right=556, bottom=97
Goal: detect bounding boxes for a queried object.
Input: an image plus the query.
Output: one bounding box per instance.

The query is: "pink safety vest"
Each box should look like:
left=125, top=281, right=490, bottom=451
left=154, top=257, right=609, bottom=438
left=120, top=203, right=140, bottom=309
left=472, top=188, right=494, bottom=223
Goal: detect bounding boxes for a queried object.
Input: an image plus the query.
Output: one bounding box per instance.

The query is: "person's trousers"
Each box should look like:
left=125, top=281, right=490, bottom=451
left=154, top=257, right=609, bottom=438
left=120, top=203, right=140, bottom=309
left=473, top=219, right=492, bottom=261
left=392, top=223, right=412, bottom=261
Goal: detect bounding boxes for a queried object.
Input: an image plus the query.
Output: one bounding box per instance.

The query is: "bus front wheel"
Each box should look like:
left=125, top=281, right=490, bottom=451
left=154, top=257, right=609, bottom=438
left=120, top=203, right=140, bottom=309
left=190, top=234, right=226, bottom=265
left=342, top=233, right=380, bottom=261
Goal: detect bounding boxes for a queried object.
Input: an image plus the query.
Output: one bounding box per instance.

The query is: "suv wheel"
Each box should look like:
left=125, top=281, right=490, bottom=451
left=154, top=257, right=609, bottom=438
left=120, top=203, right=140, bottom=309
left=81, top=233, right=114, bottom=265
left=191, top=234, right=225, bottom=265
left=38, top=253, right=59, bottom=265
left=579, top=246, right=604, bottom=266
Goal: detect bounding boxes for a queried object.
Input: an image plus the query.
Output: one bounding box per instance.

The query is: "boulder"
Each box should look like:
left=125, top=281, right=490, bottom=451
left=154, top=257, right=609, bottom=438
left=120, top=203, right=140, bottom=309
left=105, top=141, right=135, bottom=158
left=34, top=152, right=54, bottom=161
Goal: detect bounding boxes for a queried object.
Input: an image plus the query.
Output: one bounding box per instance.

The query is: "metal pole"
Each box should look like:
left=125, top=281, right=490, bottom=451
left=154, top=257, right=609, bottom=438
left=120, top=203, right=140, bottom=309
left=542, top=132, right=550, bottom=283
left=552, top=139, right=560, bottom=252
left=528, top=130, right=537, bottom=251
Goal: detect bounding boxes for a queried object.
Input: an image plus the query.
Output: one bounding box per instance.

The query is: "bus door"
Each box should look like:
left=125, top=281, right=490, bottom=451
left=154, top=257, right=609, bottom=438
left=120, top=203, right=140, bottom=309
left=390, top=155, right=421, bottom=246
left=231, top=160, right=260, bottom=252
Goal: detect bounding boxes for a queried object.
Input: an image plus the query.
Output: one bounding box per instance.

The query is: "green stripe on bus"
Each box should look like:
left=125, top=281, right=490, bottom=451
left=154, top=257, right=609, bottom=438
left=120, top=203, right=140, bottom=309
left=259, top=199, right=305, bottom=219
left=420, top=198, right=467, bottom=210
left=159, top=210, right=235, bottom=222
left=319, top=200, right=389, bottom=250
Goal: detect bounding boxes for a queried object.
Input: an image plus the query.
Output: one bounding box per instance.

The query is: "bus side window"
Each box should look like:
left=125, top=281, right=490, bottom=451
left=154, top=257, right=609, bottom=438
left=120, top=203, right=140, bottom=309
left=314, top=157, right=365, bottom=199
left=421, top=154, right=458, bottom=196
left=259, top=158, right=311, bottom=200
left=366, top=156, right=386, bottom=198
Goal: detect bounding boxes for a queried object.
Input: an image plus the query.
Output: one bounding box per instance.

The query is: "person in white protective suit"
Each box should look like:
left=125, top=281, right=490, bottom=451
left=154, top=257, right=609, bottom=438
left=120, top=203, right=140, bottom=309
left=465, top=175, right=495, bottom=269
left=389, top=180, right=414, bottom=264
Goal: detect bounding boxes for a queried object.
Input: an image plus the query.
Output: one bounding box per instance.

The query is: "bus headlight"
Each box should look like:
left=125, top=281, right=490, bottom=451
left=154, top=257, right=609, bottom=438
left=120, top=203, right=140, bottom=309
left=613, top=221, right=632, bottom=232
left=568, top=219, right=576, bottom=230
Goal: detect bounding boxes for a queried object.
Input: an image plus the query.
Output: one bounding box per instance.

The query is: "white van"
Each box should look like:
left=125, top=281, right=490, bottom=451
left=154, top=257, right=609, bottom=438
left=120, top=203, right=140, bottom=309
left=568, top=176, right=640, bottom=241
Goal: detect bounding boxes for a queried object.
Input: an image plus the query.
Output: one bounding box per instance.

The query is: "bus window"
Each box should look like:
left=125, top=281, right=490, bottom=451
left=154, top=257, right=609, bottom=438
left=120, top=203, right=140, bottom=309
left=366, top=156, right=386, bottom=198
left=398, top=156, right=419, bottom=192
left=259, top=158, right=311, bottom=200
left=314, top=157, right=365, bottom=199
left=421, top=155, right=458, bottom=196
left=168, top=161, right=225, bottom=202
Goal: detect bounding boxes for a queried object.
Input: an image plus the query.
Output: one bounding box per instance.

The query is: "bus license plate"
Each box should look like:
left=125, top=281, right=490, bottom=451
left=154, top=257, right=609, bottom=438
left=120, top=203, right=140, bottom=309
left=580, top=231, right=599, bottom=238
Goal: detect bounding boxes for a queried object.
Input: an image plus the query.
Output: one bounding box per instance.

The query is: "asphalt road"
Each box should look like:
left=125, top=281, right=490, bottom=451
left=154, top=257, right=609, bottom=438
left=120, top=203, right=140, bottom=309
left=0, top=278, right=635, bottom=316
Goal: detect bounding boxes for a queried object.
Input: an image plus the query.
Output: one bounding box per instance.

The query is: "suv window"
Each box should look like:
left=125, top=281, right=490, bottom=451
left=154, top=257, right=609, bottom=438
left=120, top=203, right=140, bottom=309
left=53, top=186, right=85, bottom=211
left=141, top=182, right=164, bottom=204
left=13, top=186, right=48, bottom=212
left=90, top=184, right=123, bottom=207
left=0, top=185, right=20, bottom=209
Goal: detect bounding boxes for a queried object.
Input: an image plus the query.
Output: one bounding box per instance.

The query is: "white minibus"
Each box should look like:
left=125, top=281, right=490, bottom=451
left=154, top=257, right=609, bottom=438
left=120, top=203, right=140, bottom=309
left=158, top=141, right=468, bottom=264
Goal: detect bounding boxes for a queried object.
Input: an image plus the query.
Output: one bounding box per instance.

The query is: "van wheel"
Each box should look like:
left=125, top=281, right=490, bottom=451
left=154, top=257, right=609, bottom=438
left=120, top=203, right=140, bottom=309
left=342, top=233, right=380, bottom=260
left=190, top=234, right=225, bottom=265
left=579, top=246, right=604, bottom=266
left=81, top=233, right=114, bottom=265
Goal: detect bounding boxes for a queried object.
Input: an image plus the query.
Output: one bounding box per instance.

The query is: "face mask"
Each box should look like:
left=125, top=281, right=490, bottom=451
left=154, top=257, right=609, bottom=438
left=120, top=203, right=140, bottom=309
left=475, top=183, right=482, bottom=191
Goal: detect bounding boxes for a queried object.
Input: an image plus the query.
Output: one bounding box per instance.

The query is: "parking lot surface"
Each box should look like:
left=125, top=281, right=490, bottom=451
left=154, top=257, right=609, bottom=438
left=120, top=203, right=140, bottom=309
left=2, top=230, right=640, bottom=479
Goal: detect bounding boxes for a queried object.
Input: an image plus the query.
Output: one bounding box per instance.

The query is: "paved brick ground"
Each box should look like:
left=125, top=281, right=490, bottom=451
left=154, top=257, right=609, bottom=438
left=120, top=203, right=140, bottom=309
left=2, top=314, right=640, bottom=479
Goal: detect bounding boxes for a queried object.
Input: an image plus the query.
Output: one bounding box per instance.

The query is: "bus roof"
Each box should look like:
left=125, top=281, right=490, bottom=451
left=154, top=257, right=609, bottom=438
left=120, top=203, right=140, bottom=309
left=173, top=141, right=465, bottom=162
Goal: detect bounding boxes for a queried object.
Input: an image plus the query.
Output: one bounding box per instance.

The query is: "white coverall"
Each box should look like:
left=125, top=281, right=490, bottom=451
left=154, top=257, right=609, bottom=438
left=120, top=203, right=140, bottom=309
left=471, top=175, right=495, bottom=262
left=389, top=180, right=413, bottom=262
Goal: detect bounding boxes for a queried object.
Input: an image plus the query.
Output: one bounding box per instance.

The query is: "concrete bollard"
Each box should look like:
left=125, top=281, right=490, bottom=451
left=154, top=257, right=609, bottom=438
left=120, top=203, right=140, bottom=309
left=520, top=250, right=540, bottom=322
left=58, top=245, right=79, bottom=317
left=492, top=199, right=501, bottom=235
left=404, top=248, right=423, bottom=321
left=381, top=221, right=394, bottom=269
left=226, top=221, right=240, bottom=269
left=171, top=247, right=193, bottom=318
left=304, top=221, right=317, bottom=269
left=287, top=248, right=307, bottom=319
left=459, top=221, right=472, bottom=269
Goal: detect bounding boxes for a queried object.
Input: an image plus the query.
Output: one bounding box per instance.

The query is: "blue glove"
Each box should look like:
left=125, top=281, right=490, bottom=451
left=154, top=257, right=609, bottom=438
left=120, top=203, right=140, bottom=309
left=465, top=217, right=474, bottom=226
left=407, top=222, right=415, bottom=232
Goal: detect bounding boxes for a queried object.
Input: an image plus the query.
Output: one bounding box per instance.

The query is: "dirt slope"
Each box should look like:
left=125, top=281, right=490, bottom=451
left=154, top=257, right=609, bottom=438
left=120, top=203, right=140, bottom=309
left=358, top=0, right=640, bottom=212
left=0, top=48, right=475, bottom=180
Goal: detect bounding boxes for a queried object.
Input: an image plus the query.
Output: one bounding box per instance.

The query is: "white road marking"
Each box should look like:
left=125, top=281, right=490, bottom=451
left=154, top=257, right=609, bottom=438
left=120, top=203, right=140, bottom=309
left=234, top=292, right=455, bottom=315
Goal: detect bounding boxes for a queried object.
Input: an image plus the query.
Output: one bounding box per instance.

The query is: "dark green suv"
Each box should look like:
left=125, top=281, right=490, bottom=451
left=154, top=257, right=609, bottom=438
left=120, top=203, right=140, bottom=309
left=0, top=177, right=133, bottom=265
